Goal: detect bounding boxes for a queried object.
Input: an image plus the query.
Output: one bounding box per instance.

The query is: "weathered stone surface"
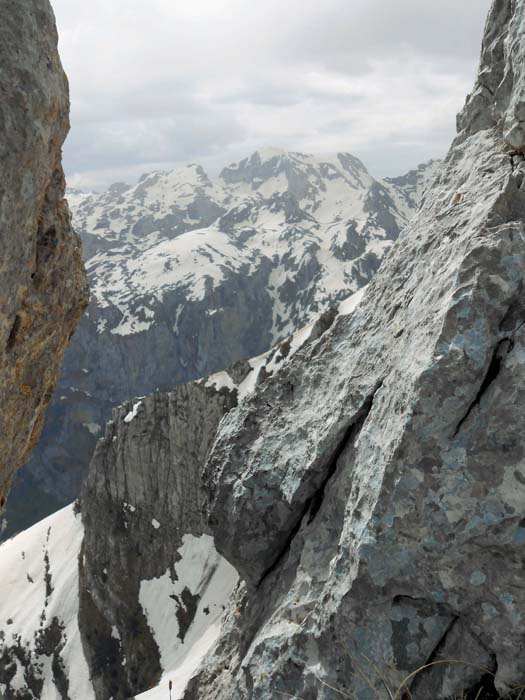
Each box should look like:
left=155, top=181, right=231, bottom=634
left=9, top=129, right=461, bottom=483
left=78, top=383, right=237, bottom=699
left=185, top=2, right=525, bottom=698
left=0, top=0, right=88, bottom=509
left=0, top=301, right=344, bottom=699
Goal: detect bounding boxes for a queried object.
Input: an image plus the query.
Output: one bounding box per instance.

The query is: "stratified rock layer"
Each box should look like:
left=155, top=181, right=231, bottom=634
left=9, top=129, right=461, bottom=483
left=185, top=1, right=525, bottom=698
left=0, top=0, right=88, bottom=508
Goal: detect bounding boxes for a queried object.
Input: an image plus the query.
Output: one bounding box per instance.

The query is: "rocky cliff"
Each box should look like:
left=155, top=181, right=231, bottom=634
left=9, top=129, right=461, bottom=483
left=182, top=1, right=525, bottom=698
left=0, top=0, right=87, bottom=511
left=78, top=384, right=238, bottom=699
left=1, top=152, right=437, bottom=537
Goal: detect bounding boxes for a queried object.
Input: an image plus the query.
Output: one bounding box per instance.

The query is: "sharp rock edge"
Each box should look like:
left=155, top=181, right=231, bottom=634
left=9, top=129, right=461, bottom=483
left=0, top=1, right=88, bottom=510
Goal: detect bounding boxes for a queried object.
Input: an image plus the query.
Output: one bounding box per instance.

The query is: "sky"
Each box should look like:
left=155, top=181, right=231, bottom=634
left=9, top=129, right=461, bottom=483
left=52, top=0, right=493, bottom=192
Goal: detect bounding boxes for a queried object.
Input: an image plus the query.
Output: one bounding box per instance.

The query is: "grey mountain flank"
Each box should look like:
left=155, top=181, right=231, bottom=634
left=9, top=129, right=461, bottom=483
left=0, top=0, right=87, bottom=511
left=78, top=382, right=238, bottom=699
left=2, top=150, right=437, bottom=537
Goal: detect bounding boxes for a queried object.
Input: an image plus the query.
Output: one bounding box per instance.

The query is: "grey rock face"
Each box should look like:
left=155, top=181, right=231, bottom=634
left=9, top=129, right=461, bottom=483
left=184, top=3, right=525, bottom=699
left=0, top=0, right=88, bottom=510
left=2, top=152, right=433, bottom=537
left=459, top=0, right=525, bottom=149
left=78, top=383, right=237, bottom=699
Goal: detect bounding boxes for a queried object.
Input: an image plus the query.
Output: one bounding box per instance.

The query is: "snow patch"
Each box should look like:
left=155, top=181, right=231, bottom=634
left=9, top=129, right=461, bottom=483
left=124, top=400, right=143, bottom=423
left=0, top=506, right=94, bottom=700
left=138, top=534, right=238, bottom=700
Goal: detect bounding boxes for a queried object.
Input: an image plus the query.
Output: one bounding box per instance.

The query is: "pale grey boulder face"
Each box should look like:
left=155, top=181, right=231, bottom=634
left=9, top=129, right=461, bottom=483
left=78, top=383, right=237, bottom=699
left=0, top=0, right=88, bottom=508
left=187, top=2, right=525, bottom=699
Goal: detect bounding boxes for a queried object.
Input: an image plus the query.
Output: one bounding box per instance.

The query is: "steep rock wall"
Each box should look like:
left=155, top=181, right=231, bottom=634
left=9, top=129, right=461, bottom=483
left=0, top=0, right=88, bottom=509
left=78, top=384, right=237, bottom=699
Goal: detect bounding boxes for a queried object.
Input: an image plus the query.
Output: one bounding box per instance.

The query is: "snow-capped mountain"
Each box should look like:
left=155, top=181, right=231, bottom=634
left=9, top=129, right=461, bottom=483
left=76, top=149, right=434, bottom=341
left=1, top=150, right=438, bottom=538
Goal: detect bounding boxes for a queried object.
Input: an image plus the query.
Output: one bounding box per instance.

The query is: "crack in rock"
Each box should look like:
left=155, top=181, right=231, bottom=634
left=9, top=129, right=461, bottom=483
left=257, top=381, right=383, bottom=589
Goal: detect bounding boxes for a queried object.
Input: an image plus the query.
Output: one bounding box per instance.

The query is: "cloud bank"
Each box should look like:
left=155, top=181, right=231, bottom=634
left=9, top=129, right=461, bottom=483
left=53, top=0, right=492, bottom=190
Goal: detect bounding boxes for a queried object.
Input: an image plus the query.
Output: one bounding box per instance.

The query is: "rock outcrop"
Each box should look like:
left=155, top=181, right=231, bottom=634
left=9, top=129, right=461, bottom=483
left=0, top=377, right=239, bottom=700
left=0, top=0, right=88, bottom=510
left=180, top=2, right=525, bottom=699
left=78, top=384, right=238, bottom=699
left=76, top=301, right=354, bottom=700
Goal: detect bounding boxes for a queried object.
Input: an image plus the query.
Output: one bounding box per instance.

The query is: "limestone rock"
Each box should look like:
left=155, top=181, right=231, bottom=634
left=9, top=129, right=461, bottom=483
left=0, top=298, right=351, bottom=699
left=0, top=0, right=88, bottom=509
left=78, top=383, right=237, bottom=699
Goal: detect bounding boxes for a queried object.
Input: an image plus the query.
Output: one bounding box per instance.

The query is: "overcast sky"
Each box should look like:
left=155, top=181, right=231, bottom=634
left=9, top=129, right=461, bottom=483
left=52, top=0, right=493, bottom=192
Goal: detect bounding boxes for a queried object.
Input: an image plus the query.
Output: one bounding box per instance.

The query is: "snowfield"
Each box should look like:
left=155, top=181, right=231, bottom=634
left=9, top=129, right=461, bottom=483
left=137, top=535, right=238, bottom=700
left=0, top=506, right=94, bottom=700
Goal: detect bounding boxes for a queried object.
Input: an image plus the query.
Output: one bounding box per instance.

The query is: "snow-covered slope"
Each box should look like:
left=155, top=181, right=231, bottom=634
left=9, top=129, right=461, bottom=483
left=0, top=508, right=237, bottom=700
left=0, top=506, right=93, bottom=700
left=2, top=151, right=437, bottom=540
left=75, top=149, right=424, bottom=342
left=137, top=535, right=237, bottom=700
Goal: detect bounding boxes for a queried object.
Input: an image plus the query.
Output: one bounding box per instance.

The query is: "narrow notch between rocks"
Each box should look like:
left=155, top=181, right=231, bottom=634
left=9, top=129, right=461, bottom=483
left=453, top=338, right=513, bottom=438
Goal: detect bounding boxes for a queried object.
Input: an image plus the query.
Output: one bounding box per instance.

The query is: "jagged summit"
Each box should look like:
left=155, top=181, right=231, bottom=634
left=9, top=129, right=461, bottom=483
left=219, top=149, right=369, bottom=192
left=72, top=148, right=431, bottom=342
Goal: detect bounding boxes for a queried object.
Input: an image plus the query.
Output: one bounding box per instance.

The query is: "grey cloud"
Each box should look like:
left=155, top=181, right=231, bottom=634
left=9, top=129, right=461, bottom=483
left=53, top=0, right=494, bottom=191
